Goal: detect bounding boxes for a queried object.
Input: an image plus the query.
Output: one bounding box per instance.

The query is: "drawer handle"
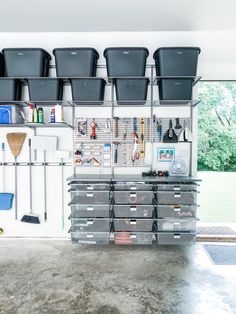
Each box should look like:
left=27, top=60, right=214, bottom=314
left=87, top=207, right=94, bottom=211
left=174, top=193, right=181, bottom=198
left=130, top=221, right=137, bottom=225
left=173, top=222, right=180, bottom=226
left=174, top=207, right=181, bottom=212
left=87, top=221, right=94, bottom=225
left=87, top=186, right=94, bottom=191
left=129, top=192, right=137, bottom=202
left=173, top=186, right=181, bottom=191
left=174, top=235, right=181, bottom=239
left=130, top=206, right=137, bottom=211
left=130, top=235, right=137, bottom=239
left=87, top=193, right=94, bottom=197
left=87, top=234, right=94, bottom=238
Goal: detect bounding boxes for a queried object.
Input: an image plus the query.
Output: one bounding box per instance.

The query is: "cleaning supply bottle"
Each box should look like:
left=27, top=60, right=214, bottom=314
left=55, top=104, right=63, bottom=123
left=38, top=107, right=44, bottom=124
left=50, top=108, right=55, bottom=123
left=33, top=104, right=38, bottom=123
left=28, top=104, right=33, bottom=123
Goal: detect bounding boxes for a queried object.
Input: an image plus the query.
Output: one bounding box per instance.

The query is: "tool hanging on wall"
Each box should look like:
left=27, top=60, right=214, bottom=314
left=133, top=117, right=138, bottom=136
left=140, top=118, right=145, bottom=158
left=127, top=132, right=139, bottom=165
left=114, top=142, right=120, bottom=164
left=114, top=117, right=119, bottom=138
left=175, top=118, right=182, bottom=129
left=6, top=133, right=27, bottom=220
left=55, top=150, right=71, bottom=230
left=0, top=142, right=14, bottom=211
left=21, top=139, right=40, bottom=224
left=77, top=118, right=87, bottom=136
left=122, top=119, right=129, bottom=165
left=179, top=120, right=193, bottom=142
left=90, top=119, right=97, bottom=139
left=103, top=119, right=111, bottom=134
left=163, top=119, right=178, bottom=143
left=31, top=136, right=58, bottom=222
left=145, top=118, right=152, bottom=165
left=157, top=118, right=163, bottom=142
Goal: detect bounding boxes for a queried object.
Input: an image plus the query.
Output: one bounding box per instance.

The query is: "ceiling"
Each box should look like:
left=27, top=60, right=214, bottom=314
left=2, top=0, right=236, bottom=32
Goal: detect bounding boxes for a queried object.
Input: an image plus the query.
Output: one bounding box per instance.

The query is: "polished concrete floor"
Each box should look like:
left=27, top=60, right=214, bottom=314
left=0, top=240, right=235, bottom=314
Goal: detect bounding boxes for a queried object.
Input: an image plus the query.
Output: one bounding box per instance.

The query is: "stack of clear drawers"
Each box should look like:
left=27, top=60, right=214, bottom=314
left=156, top=183, right=198, bottom=245
left=113, top=182, right=155, bottom=245
left=69, top=182, right=112, bottom=244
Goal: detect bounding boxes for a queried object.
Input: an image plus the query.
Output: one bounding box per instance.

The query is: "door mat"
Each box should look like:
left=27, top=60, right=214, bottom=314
left=198, top=226, right=236, bottom=235
left=203, top=244, right=236, bottom=265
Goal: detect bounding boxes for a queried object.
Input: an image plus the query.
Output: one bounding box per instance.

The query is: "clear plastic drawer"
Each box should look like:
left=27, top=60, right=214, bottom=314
left=114, top=183, right=153, bottom=191
left=114, top=205, right=154, bottom=218
left=114, top=232, right=153, bottom=245
left=157, top=191, right=197, bottom=205
left=69, top=189, right=110, bottom=204
left=70, top=218, right=110, bottom=232
left=157, top=232, right=196, bottom=245
left=157, top=184, right=197, bottom=192
left=114, top=219, right=153, bottom=232
left=114, top=191, right=153, bottom=204
left=69, top=182, right=110, bottom=191
left=70, top=204, right=110, bottom=218
left=71, top=232, right=110, bottom=245
left=157, top=205, right=197, bottom=218
left=157, top=218, right=197, bottom=232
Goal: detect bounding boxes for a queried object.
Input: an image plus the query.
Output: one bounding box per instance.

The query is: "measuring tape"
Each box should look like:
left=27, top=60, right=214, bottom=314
left=140, top=118, right=145, bottom=158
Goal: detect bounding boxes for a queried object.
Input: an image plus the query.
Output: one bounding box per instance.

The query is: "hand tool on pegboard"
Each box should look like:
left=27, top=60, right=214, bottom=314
left=127, top=132, right=139, bottom=165
left=140, top=118, right=145, bottom=158
left=157, top=119, right=162, bottom=142
left=114, top=117, right=119, bottom=138
left=163, top=119, right=178, bottom=143
left=90, top=119, right=98, bottom=139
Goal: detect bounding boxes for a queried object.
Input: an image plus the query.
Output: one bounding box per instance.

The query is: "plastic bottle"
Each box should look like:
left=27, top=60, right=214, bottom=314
left=28, top=104, right=34, bottom=123
left=50, top=108, right=56, bottom=123
left=33, top=104, right=38, bottom=123
left=54, top=104, right=63, bottom=123
left=38, top=107, right=44, bottom=124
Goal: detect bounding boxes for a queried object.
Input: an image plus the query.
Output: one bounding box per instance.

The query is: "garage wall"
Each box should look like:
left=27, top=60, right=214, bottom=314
left=0, top=31, right=235, bottom=238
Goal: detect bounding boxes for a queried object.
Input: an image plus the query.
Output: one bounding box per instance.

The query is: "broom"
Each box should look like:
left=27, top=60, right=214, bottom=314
left=6, top=132, right=27, bottom=220
left=21, top=139, right=40, bottom=224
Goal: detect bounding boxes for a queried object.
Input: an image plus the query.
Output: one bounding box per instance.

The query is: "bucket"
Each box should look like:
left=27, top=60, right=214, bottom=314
left=0, top=193, right=14, bottom=210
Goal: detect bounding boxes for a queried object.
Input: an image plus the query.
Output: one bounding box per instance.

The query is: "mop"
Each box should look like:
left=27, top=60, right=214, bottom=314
left=21, top=139, right=40, bottom=224
left=54, top=150, right=71, bottom=230
left=31, top=136, right=58, bottom=222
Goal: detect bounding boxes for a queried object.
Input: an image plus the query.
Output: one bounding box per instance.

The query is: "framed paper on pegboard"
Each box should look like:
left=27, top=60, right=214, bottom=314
left=157, top=147, right=175, bottom=162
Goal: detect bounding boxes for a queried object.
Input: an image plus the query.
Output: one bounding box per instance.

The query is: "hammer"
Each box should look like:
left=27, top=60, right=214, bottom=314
left=114, top=117, right=119, bottom=138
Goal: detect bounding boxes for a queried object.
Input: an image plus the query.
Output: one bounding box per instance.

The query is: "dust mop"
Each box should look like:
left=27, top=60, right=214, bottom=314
left=54, top=150, right=71, bottom=230
left=21, top=139, right=40, bottom=224
left=179, top=120, right=193, bottom=142
left=31, top=136, right=58, bottom=222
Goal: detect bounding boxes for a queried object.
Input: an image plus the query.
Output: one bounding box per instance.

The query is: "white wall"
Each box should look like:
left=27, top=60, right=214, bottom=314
left=0, top=31, right=235, bottom=238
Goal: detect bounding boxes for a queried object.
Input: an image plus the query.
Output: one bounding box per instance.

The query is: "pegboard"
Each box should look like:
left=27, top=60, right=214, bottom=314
left=74, top=118, right=112, bottom=143
left=113, top=117, right=151, bottom=142
left=113, top=142, right=148, bottom=167
left=74, top=142, right=112, bottom=168
left=152, top=117, right=191, bottom=143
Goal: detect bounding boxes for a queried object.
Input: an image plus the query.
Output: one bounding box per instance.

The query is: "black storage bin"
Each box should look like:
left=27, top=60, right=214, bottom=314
left=158, top=79, right=193, bottom=101
left=104, top=47, right=149, bottom=77
left=2, top=48, right=51, bottom=77
left=0, top=79, right=22, bottom=101
left=53, top=48, right=99, bottom=77
left=0, top=53, right=5, bottom=77
left=115, top=78, right=149, bottom=105
left=27, top=78, right=63, bottom=102
left=70, top=78, right=106, bottom=105
left=153, top=47, right=201, bottom=76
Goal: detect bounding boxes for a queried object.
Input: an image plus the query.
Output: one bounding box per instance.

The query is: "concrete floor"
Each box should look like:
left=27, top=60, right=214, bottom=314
left=0, top=240, right=235, bottom=314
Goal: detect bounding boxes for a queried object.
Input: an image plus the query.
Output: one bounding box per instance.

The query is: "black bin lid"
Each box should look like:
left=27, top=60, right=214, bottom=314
left=52, top=47, right=99, bottom=59
left=153, top=47, right=201, bottom=59
left=104, top=47, right=149, bottom=58
left=2, top=48, right=51, bottom=60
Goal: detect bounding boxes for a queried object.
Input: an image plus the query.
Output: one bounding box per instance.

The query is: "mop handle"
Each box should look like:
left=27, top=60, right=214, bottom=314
left=1, top=143, right=4, bottom=192
left=15, top=157, right=17, bottom=220
left=43, top=150, right=47, bottom=222
left=61, top=158, right=64, bottom=229
left=29, top=139, right=33, bottom=212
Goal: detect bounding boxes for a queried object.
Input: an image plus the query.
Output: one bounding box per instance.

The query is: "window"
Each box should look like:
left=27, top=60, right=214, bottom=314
left=197, top=82, right=236, bottom=225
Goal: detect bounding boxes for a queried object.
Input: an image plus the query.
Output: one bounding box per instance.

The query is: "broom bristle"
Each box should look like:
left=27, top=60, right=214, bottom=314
left=6, top=133, right=27, bottom=158
left=21, top=214, right=40, bottom=224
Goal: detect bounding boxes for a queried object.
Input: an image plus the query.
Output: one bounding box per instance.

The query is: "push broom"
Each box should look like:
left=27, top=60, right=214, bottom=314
left=21, top=139, right=40, bottom=224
